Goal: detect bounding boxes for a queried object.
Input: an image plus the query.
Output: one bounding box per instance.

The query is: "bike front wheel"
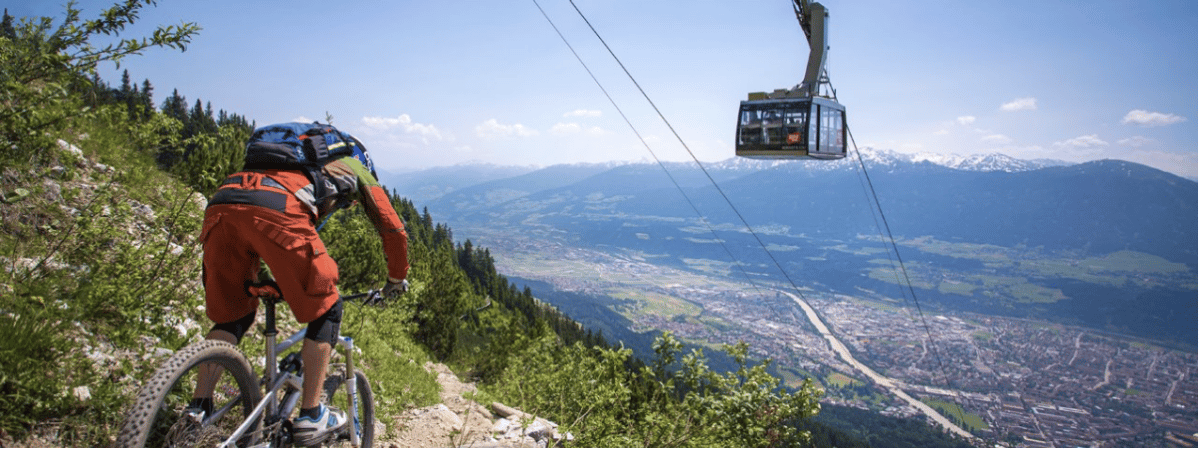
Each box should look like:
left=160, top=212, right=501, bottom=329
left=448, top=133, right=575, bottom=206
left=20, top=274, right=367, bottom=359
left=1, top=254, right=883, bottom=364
left=323, top=366, right=375, bottom=447
left=117, top=339, right=262, bottom=447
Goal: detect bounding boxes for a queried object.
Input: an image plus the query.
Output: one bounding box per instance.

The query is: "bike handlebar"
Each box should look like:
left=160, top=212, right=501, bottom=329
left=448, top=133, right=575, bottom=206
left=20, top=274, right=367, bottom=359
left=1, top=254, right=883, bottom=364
left=341, top=290, right=386, bottom=306
left=246, top=278, right=389, bottom=306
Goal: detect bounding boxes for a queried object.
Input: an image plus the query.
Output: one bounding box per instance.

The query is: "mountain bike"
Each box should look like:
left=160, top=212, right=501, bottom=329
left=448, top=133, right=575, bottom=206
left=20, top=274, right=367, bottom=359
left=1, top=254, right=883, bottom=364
left=117, top=279, right=382, bottom=447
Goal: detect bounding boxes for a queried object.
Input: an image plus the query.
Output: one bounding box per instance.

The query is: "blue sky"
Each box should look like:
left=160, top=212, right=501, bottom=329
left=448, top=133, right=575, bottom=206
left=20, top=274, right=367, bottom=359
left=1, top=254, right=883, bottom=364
left=12, top=1, right=1198, bottom=178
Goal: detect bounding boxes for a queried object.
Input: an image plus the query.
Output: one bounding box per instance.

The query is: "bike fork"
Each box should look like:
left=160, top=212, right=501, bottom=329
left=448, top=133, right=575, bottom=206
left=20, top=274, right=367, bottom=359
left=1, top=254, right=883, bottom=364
left=337, top=335, right=362, bottom=447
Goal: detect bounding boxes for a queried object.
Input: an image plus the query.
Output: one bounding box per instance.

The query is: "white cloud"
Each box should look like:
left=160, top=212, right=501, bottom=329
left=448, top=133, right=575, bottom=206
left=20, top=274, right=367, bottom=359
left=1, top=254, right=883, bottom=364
left=564, top=109, right=602, bottom=118
left=361, top=114, right=443, bottom=142
left=1121, top=109, right=1186, bottom=126
left=956, top=115, right=976, bottom=125
left=552, top=122, right=609, bottom=136
left=1000, top=97, right=1037, bottom=112
left=475, top=118, right=539, bottom=139
left=1117, top=136, right=1156, bottom=147
left=1053, top=134, right=1108, bottom=148
left=550, top=122, right=582, bottom=134
left=349, top=115, right=456, bottom=171
left=980, top=134, right=1012, bottom=145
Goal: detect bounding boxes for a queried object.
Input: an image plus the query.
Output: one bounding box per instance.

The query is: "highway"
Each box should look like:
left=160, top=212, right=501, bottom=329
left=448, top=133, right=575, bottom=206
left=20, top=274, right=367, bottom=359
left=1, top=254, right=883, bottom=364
left=780, top=290, right=976, bottom=441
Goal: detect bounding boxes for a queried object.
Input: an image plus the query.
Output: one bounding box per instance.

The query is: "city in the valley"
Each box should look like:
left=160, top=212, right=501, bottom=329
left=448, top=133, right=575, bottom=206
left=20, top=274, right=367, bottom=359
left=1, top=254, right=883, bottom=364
left=490, top=240, right=1198, bottom=448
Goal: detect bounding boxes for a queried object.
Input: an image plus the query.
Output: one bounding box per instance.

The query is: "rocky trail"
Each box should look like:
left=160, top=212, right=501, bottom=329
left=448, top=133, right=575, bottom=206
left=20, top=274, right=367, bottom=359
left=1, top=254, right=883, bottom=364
left=376, top=362, right=569, bottom=448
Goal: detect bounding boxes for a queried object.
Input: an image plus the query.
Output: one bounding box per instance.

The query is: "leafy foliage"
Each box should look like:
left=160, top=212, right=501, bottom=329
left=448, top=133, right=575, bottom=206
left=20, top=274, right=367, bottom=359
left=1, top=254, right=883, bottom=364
left=0, top=1, right=198, bottom=163
left=490, top=332, right=822, bottom=447
left=169, top=123, right=249, bottom=195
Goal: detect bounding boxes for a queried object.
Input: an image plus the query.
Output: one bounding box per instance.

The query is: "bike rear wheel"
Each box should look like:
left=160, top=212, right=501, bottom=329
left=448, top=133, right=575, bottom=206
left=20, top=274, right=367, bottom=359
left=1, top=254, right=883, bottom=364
left=323, top=366, right=375, bottom=447
left=117, top=340, right=262, bottom=447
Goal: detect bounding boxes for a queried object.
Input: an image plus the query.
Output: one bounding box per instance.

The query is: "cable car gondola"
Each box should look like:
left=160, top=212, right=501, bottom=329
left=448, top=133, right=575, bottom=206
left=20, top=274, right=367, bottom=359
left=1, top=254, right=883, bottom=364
left=736, top=0, right=847, bottom=160
left=736, top=92, right=845, bottom=159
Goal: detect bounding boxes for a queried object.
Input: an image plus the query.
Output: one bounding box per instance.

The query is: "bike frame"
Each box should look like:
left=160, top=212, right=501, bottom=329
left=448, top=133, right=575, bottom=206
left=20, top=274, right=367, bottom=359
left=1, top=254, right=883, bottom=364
left=216, top=295, right=366, bottom=448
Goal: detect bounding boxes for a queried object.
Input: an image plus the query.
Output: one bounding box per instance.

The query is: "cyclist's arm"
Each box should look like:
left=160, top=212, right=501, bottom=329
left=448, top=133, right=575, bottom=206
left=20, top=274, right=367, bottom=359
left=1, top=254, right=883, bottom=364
left=338, top=157, right=410, bottom=282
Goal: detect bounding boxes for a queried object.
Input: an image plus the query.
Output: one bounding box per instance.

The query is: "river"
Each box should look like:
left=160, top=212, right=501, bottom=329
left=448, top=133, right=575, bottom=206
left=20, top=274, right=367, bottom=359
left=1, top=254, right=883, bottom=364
left=780, top=290, right=976, bottom=441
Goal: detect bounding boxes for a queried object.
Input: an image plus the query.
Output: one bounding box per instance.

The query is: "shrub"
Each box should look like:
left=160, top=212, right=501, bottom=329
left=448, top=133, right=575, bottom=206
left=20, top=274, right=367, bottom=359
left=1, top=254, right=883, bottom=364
left=490, top=331, right=822, bottom=447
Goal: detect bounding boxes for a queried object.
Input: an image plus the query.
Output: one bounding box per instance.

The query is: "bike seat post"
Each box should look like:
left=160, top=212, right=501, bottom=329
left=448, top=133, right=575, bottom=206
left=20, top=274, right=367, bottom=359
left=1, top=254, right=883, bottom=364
left=262, top=296, right=280, bottom=417
left=263, top=296, right=279, bottom=338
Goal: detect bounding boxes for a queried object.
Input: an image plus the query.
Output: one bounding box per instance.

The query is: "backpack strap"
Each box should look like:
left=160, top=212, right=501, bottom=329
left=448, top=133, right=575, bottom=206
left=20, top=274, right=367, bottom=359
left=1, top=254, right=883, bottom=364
left=300, top=127, right=333, bottom=161
left=297, top=126, right=338, bottom=202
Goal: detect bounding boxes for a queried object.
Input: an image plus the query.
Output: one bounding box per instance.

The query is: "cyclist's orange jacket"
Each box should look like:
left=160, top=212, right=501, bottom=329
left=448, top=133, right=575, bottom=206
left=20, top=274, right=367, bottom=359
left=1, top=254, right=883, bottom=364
left=200, top=157, right=408, bottom=323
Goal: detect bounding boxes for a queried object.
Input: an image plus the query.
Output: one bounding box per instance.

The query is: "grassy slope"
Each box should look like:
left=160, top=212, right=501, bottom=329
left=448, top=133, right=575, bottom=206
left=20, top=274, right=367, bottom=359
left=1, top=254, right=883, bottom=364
left=0, top=114, right=441, bottom=446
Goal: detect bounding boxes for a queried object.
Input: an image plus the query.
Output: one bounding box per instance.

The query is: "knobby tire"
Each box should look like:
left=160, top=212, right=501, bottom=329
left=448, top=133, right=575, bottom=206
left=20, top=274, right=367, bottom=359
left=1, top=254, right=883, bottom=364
left=116, top=340, right=262, bottom=447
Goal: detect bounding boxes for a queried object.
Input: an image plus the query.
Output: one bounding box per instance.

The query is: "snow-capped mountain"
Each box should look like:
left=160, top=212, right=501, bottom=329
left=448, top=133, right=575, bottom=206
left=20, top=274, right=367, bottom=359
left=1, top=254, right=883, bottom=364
left=908, top=151, right=1067, bottom=172
left=707, top=147, right=1063, bottom=173
left=828, top=147, right=1064, bottom=172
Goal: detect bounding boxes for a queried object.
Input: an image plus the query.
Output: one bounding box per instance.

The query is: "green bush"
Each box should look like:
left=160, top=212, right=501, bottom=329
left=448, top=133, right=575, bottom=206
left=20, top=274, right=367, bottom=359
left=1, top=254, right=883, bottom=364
left=170, top=124, right=248, bottom=196
left=490, top=331, right=822, bottom=447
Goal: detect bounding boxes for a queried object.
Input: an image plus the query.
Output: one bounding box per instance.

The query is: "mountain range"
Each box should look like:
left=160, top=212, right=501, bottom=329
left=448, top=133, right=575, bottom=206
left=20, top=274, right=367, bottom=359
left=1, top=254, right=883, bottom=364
left=381, top=148, right=1197, bottom=346
left=382, top=148, right=1073, bottom=208
left=383, top=148, right=1069, bottom=204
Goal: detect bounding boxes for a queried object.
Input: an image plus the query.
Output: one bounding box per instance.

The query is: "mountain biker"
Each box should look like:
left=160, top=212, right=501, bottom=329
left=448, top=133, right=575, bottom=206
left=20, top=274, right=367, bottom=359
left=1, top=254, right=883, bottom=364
left=192, top=125, right=409, bottom=446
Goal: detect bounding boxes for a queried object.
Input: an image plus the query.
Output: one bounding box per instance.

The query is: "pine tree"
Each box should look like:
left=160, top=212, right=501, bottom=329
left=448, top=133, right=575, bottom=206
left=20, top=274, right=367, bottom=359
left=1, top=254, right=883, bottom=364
left=140, top=79, right=154, bottom=119
left=162, top=89, right=188, bottom=123
left=0, top=9, right=15, bottom=39
left=119, top=69, right=132, bottom=95
left=187, top=98, right=204, bottom=136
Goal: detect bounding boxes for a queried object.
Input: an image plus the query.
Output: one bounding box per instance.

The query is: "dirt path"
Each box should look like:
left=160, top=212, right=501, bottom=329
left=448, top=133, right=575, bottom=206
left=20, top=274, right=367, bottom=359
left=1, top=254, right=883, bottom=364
left=3, top=358, right=545, bottom=448
left=376, top=362, right=555, bottom=448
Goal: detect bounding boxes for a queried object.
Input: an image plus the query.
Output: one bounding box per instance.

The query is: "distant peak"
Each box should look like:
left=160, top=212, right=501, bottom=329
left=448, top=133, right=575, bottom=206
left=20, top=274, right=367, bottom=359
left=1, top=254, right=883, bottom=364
left=847, top=147, right=1061, bottom=173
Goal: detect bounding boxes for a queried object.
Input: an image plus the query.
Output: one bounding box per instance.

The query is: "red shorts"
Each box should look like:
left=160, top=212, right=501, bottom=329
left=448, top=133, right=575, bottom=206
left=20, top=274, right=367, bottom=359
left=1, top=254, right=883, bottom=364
left=200, top=204, right=339, bottom=324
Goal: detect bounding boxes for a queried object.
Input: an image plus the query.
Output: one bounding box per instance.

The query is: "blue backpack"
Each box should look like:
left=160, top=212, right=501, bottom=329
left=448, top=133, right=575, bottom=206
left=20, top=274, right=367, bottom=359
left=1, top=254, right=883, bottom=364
left=243, top=122, right=376, bottom=201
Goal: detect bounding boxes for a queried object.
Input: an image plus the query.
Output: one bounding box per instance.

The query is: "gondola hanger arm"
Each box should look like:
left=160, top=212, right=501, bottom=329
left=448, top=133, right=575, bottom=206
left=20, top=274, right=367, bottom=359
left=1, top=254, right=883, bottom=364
left=792, top=0, right=831, bottom=99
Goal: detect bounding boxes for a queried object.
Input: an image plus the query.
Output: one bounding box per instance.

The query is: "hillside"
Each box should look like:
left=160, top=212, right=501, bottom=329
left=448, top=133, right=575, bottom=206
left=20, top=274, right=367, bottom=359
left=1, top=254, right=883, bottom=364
left=0, top=4, right=858, bottom=447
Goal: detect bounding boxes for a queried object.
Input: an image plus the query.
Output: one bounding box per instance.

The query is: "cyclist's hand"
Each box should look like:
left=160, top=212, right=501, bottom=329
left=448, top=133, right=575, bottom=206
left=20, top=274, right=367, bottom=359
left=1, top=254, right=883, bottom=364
left=384, top=278, right=409, bottom=297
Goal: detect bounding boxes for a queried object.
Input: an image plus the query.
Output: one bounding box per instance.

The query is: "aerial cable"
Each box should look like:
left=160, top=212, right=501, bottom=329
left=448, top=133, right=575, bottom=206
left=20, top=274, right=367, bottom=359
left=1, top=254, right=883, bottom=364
left=530, top=0, right=769, bottom=300
left=837, top=119, right=920, bottom=324
left=842, top=119, right=947, bottom=371
left=848, top=133, right=931, bottom=330
left=842, top=102, right=972, bottom=429
left=558, top=0, right=972, bottom=430
left=564, top=0, right=819, bottom=309
left=560, top=0, right=971, bottom=431
left=845, top=147, right=930, bottom=345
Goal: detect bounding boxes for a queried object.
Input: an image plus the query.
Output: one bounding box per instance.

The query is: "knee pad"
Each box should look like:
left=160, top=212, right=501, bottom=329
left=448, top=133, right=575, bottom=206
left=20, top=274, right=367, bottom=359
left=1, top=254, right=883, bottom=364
left=211, top=311, right=256, bottom=344
left=304, top=299, right=343, bottom=345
